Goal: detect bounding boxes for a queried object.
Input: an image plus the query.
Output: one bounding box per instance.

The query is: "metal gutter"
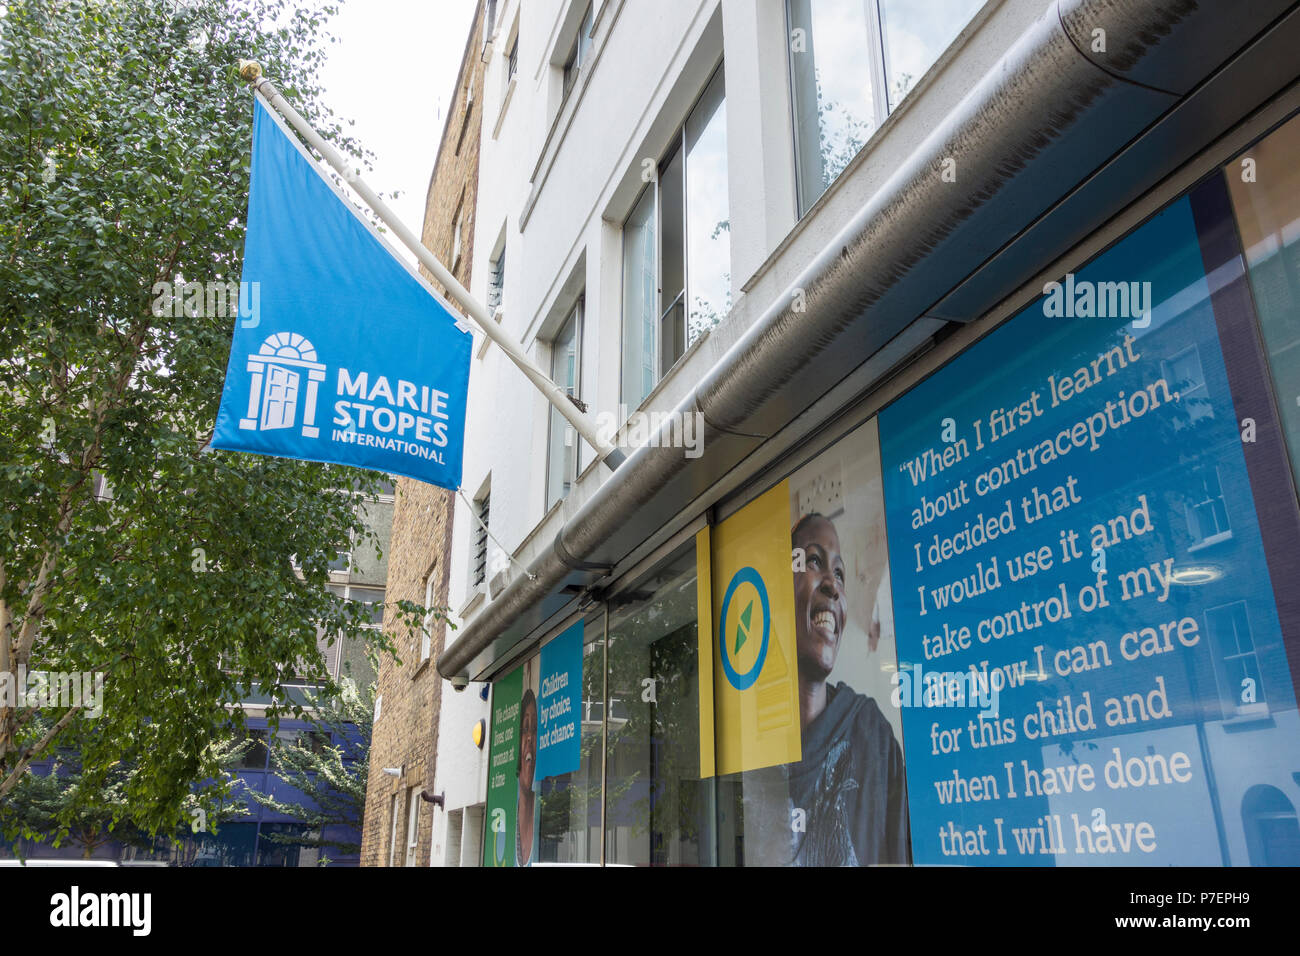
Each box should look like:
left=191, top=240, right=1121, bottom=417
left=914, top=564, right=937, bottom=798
left=439, top=0, right=1300, bottom=683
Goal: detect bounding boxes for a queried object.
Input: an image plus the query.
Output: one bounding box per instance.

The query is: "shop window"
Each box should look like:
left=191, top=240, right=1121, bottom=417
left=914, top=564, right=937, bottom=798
left=620, top=65, right=730, bottom=409
left=1185, top=465, right=1231, bottom=548
left=546, top=301, right=582, bottom=511
left=787, top=0, right=983, bottom=214
left=1226, top=111, right=1300, bottom=494
left=536, top=619, right=604, bottom=865
left=604, top=546, right=713, bottom=866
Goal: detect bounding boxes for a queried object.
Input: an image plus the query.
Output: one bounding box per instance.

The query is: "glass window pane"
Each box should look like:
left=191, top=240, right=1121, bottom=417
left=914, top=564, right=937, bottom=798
left=546, top=306, right=580, bottom=511
left=686, top=67, right=730, bottom=342
left=621, top=186, right=657, bottom=408
left=604, top=547, right=714, bottom=866
left=537, top=618, right=605, bottom=864
left=787, top=0, right=879, bottom=213
left=879, top=0, right=984, bottom=110
left=659, top=143, right=686, bottom=375
left=1225, top=112, right=1300, bottom=492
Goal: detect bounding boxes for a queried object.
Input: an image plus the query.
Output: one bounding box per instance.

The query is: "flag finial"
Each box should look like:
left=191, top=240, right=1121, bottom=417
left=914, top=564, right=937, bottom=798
left=238, top=59, right=263, bottom=82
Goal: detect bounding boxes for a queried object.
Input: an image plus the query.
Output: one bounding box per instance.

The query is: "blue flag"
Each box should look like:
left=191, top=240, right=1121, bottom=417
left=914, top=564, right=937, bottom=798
left=212, top=97, right=471, bottom=490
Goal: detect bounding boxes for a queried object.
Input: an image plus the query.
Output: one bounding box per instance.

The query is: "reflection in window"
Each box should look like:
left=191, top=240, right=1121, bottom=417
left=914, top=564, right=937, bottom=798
left=1185, top=466, right=1230, bottom=546
left=787, top=0, right=878, bottom=214
left=1163, top=345, right=1213, bottom=426
left=620, top=65, right=729, bottom=409
left=1226, top=111, right=1300, bottom=494
left=546, top=301, right=582, bottom=511
left=879, top=0, right=985, bottom=109
left=1205, top=601, right=1266, bottom=713
left=1242, top=785, right=1300, bottom=866
left=537, top=622, right=604, bottom=865
left=787, top=0, right=984, bottom=213
left=604, top=548, right=713, bottom=866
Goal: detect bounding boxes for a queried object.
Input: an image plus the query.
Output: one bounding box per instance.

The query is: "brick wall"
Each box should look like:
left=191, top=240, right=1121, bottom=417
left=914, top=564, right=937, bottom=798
left=360, top=3, right=486, bottom=868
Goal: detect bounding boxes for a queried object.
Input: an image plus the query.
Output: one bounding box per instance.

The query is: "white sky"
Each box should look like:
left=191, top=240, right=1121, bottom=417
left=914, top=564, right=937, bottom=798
left=316, top=0, right=478, bottom=264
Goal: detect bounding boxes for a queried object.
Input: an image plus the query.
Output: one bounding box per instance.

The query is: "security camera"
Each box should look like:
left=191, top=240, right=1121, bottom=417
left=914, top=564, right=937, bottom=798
left=450, top=675, right=469, bottom=691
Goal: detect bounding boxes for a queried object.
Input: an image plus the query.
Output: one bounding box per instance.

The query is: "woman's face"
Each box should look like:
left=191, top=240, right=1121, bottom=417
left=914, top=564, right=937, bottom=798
left=793, top=516, right=847, bottom=682
left=519, top=700, right=537, bottom=790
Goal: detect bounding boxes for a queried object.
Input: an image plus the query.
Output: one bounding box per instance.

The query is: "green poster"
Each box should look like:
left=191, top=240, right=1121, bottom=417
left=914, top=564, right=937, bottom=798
left=483, top=665, right=523, bottom=867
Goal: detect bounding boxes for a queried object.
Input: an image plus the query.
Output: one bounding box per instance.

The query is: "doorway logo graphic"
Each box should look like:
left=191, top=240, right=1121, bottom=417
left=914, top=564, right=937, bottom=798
left=718, top=567, right=770, bottom=691
left=238, top=332, right=327, bottom=438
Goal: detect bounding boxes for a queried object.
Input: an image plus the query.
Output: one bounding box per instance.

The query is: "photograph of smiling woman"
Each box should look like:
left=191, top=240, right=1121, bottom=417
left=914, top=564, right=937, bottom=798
left=785, top=419, right=912, bottom=866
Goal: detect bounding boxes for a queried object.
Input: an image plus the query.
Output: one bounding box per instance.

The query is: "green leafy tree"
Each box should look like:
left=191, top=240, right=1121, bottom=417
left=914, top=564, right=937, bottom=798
left=0, top=0, right=425, bottom=838
left=244, top=679, right=372, bottom=864
left=1, top=722, right=251, bottom=860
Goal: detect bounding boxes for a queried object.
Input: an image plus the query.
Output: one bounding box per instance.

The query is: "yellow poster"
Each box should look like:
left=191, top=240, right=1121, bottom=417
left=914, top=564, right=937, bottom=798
left=704, top=480, right=801, bottom=776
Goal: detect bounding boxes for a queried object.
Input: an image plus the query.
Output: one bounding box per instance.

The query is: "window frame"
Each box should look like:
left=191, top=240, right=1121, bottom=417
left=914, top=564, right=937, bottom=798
left=545, top=297, right=584, bottom=511
left=619, top=60, right=727, bottom=410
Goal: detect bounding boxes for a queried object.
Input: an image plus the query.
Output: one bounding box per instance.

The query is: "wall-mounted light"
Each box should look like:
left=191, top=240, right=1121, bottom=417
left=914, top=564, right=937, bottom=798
left=472, top=718, right=487, bottom=749
left=382, top=766, right=403, bottom=778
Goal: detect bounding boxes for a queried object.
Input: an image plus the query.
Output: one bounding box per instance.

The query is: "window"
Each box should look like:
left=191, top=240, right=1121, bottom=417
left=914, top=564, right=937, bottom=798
left=345, top=585, right=385, bottom=627
left=787, top=0, right=984, bottom=214
left=547, top=301, right=582, bottom=510
left=453, top=199, right=465, bottom=268
left=236, top=730, right=269, bottom=770
left=471, top=486, right=491, bottom=589
left=488, top=245, right=506, bottom=313
left=620, top=64, right=730, bottom=409
left=405, top=787, right=421, bottom=866
left=507, top=35, right=518, bottom=84
left=328, top=547, right=351, bottom=572
left=562, top=4, right=594, bottom=101
left=1206, top=602, right=1266, bottom=715
left=1185, top=465, right=1230, bottom=546
left=1163, top=345, right=1213, bottom=425
left=421, top=569, right=437, bottom=662
left=388, top=792, right=402, bottom=866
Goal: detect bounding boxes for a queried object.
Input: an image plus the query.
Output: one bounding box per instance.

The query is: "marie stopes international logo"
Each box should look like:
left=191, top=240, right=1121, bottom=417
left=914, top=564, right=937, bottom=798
left=237, top=331, right=455, bottom=465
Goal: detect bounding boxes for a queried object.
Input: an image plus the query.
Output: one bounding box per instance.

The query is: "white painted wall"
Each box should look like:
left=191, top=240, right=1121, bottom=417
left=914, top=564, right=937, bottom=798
left=430, top=0, right=1038, bottom=863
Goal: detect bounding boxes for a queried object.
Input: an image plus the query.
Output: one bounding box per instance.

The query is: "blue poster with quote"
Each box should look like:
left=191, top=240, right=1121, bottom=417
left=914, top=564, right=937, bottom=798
left=878, top=193, right=1299, bottom=865
left=535, top=620, right=583, bottom=781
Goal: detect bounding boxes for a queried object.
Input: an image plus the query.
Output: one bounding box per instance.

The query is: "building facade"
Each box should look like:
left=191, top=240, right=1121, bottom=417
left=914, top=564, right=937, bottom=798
left=436, top=0, right=1300, bottom=866
left=360, top=3, right=490, bottom=868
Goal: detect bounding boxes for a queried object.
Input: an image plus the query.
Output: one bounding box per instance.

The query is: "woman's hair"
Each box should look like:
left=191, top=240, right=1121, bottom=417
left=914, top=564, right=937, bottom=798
left=515, top=687, right=537, bottom=778
left=792, top=511, right=827, bottom=543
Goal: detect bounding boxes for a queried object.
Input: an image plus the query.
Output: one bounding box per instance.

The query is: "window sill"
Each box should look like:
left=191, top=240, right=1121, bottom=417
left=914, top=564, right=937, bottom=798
left=476, top=305, right=503, bottom=359
left=458, top=585, right=487, bottom=621
left=1188, top=530, right=1233, bottom=553
left=492, top=77, right=516, bottom=141
left=411, top=655, right=432, bottom=680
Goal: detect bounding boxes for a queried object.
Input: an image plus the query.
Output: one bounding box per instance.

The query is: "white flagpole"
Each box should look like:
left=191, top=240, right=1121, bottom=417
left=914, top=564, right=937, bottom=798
left=238, top=61, right=625, bottom=470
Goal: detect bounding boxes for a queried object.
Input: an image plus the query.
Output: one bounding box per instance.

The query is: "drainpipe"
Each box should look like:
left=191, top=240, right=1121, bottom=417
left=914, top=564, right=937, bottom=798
left=438, top=0, right=1297, bottom=681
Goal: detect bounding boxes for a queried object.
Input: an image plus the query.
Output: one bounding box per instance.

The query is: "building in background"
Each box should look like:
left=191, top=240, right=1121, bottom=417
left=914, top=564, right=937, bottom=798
left=360, top=1, right=489, bottom=868
left=434, top=0, right=1300, bottom=867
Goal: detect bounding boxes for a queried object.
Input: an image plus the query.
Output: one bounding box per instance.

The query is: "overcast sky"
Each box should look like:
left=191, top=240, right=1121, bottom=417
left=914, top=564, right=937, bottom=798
left=316, top=0, right=478, bottom=263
